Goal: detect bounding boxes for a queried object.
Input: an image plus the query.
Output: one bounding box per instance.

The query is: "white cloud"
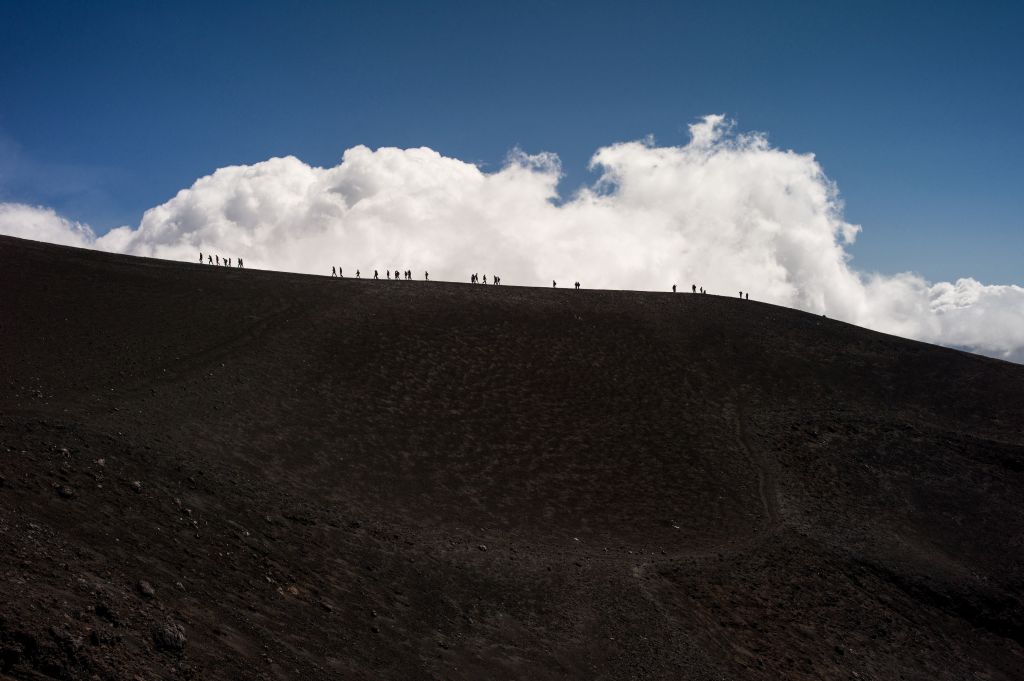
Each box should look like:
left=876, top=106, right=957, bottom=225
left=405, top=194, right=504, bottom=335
left=0, top=202, right=97, bottom=248
left=2, top=116, right=1022, bottom=363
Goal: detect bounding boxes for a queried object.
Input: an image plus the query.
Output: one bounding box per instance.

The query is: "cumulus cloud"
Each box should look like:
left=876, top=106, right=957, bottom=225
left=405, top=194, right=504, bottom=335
left=2, top=116, right=1022, bottom=363
left=0, top=202, right=97, bottom=248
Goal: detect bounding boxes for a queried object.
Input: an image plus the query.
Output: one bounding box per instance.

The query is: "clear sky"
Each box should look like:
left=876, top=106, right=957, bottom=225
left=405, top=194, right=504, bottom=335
left=1, top=0, right=1021, bottom=283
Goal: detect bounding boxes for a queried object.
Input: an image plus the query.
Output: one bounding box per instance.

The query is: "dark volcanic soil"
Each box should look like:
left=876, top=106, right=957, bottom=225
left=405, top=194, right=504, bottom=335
left=1, top=235, right=1023, bottom=680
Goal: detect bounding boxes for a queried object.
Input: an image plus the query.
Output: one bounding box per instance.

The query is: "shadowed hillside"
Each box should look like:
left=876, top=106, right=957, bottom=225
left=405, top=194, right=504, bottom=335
left=1, top=234, right=1022, bottom=680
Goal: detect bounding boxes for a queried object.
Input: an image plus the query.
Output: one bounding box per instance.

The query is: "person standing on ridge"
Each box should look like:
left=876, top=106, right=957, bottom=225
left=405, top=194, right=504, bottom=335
left=553, top=280, right=557, bottom=288
left=331, top=266, right=337, bottom=277
left=672, top=284, right=676, bottom=293
left=374, top=270, right=379, bottom=279
left=238, top=258, right=244, bottom=268
left=199, top=252, right=203, bottom=263
left=425, top=271, right=429, bottom=281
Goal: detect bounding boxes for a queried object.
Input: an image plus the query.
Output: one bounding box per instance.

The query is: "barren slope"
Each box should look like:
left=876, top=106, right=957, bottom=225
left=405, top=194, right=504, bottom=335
left=1, top=235, right=1022, bottom=680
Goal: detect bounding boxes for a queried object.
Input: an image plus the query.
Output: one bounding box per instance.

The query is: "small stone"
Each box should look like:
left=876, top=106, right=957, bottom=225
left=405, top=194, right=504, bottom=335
left=130, top=480, right=143, bottom=493
left=56, top=484, right=75, bottom=499
left=152, top=622, right=186, bottom=652
left=137, top=580, right=155, bottom=599
left=477, top=544, right=487, bottom=552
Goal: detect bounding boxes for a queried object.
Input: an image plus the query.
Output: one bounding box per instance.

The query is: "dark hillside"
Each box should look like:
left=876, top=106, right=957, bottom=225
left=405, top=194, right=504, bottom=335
left=1, top=235, right=1022, bottom=680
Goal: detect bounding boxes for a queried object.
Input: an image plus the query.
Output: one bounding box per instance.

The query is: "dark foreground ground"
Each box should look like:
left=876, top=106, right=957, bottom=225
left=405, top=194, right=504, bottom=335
left=1, top=235, right=1023, bottom=680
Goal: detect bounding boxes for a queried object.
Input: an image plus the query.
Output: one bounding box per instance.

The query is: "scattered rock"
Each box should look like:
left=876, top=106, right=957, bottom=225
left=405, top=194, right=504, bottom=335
left=56, top=484, right=75, bottom=498
left=137, top=580, right=155, bottom=599
left=95, top=602, right=120, bottom=626
left=152, top=622, right=186, bottom=653
left=130, top=480, right=143, bottom=493
left=477, top=544, right=487, bottom=552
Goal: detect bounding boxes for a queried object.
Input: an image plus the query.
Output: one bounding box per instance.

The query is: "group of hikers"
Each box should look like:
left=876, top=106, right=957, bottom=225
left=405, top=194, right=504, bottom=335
left=200, top=252, right=243, bottom=268
left=200, top=253, right=752, bottom=299
left=330, top=267, right=430, bottom=281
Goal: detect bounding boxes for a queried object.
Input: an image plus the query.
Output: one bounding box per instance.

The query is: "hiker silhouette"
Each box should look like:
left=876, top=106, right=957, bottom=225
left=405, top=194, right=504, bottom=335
left=238, top=258, right=244, bottom=268
left=199, top=252, right=203, bottom=263
left=332, top=266, right=337, bottom=277
left=672, top=284, right=676, bottom=293
left=691, top=284, right=696, bottom=293
left=553, top=280, right=557, bottom=288
left=424, top=271, right=429, bottom=281
left=374, top=270, right=379, bottom=280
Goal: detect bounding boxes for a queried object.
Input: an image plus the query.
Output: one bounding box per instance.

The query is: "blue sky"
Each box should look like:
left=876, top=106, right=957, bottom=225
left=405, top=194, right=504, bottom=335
left=1, top=0, right=1021, bottom=283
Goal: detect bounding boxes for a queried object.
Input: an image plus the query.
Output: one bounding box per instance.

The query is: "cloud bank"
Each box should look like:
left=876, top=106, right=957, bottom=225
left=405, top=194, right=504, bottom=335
left=3, top=115, right=1022, bottom=362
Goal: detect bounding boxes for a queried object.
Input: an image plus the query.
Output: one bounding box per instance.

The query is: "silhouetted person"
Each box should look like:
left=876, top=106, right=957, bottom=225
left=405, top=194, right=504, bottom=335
left=238, top=258, right=244, bottom=268
left=339, top=268, right=343, bottom=277
left=482, top=274, right=487, bottom=284
left=199, top=252, right=203, bottom=263
left=745, top=293, right=749, bottom=300
left=424, top=271, right=429, bottom=281
left=691, top=284, right=696, bottom=293
left=332, top=266, right=337, bottom=277
left=387, top=270, right=391, bottom=280
left=356, top=269, right=360, bottom=278
left=575, top=281, right=580, bottom=290
left=374, top=270, right=379, bottom=280
left=672, top=284, right=676, bottom=293
left=208, top=255, right=213, bottom=264
left=739, top=291, right=742, bottom=298
left=553, top=280, right=557, bottom=288
left=494, top=275, right=500, bottom=285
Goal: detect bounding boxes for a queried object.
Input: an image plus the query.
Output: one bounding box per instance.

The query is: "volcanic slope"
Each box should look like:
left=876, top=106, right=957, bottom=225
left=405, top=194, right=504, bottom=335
left=1, top=234, right=1023, bottom=680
